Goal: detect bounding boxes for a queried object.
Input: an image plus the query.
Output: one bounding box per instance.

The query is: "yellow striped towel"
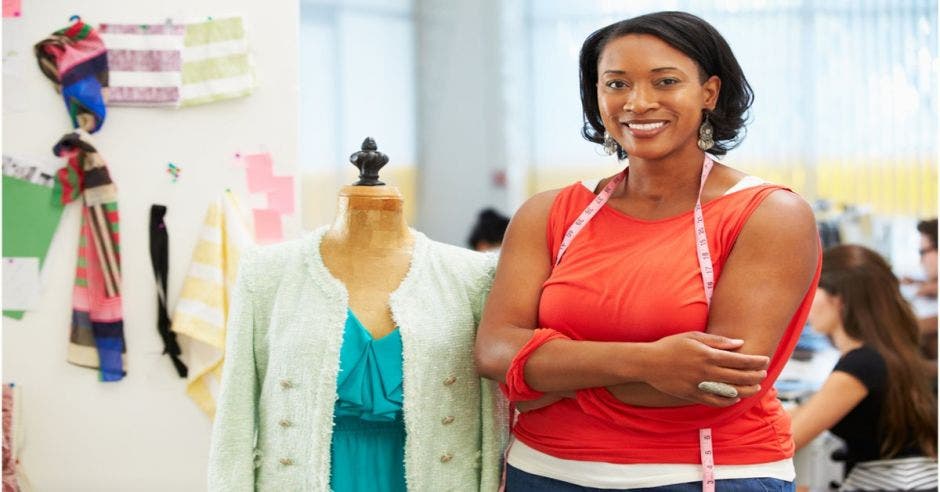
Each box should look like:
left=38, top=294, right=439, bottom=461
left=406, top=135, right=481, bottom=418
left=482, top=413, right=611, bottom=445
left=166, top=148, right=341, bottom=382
left=171, top=190, right=253, bottom=417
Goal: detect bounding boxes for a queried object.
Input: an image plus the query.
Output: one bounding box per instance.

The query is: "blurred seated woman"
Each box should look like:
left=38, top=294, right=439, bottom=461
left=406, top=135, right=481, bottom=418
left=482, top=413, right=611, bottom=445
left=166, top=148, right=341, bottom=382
left=467, top=208, right=510, bottom=252
left=790, top=244, right=937, bottom=491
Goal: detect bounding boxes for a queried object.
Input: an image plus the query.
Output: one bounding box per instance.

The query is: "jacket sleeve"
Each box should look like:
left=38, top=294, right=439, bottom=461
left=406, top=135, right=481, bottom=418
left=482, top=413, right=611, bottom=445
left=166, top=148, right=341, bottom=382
left=469, top=252, right=507, bottom=489
left=470, top=252, right=499, bottom=324
left=479, top=377, right=510, bottom=491
left=207, top=251, right=259, bottom=492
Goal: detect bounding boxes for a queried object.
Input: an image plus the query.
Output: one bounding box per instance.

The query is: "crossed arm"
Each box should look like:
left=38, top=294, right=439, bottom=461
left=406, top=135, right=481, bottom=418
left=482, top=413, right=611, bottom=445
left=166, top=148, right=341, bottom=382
left=473, top=187, right=819, bottom=409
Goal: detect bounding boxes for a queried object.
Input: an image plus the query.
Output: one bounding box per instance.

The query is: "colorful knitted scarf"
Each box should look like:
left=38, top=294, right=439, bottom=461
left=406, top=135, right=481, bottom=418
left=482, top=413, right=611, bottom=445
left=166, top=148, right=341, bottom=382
left=34, top=18, right=109, bottom=133
left=53, top=130, right=125, bottom=382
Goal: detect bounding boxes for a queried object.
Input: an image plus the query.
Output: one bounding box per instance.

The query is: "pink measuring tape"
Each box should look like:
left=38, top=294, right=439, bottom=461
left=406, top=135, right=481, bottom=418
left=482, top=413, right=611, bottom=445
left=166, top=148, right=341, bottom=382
left=556, top=156, right=718, bottom=492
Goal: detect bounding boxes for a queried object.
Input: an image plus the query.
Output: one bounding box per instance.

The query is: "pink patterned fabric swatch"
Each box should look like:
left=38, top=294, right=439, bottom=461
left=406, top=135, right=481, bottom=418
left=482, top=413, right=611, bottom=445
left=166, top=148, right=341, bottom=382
left=2, top=384, right=18, bottom=492
left=98, top=23, right=185, bottom=107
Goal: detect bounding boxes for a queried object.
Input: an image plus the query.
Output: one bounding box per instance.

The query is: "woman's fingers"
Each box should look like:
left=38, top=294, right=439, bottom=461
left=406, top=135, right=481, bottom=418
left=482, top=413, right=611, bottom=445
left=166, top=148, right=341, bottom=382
left=707, top=346, right=770, bottom=370
left=687, top=331, right=745, bottom=350
left=732, top=384, right=762, bottom=398
left=662, top=331, right=769, bottom=371
left=706, top=366, right=767, bottom=387
left=698, top=394, right=741, bottom=407
left=681, top=387, right=741, bottom=407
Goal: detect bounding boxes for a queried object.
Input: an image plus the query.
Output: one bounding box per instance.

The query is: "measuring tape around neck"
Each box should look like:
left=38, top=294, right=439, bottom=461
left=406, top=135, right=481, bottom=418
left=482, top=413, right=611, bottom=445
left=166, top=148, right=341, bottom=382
left=555, top=155, right=718, bottom=492
left=694, top=158, right=717, bottom=492
left=554, top=171, right=625, bottom=266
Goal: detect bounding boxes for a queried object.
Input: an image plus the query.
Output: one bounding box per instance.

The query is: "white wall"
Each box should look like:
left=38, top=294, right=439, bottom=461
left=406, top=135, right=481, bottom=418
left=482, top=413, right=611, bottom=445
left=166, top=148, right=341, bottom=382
left=297, top=0, right=525, bottom=246
left=415, top=0, right=516, bottom=244
left=2, top=1, right=299, bottom=490
left=298, top=0, right=418, bottom=230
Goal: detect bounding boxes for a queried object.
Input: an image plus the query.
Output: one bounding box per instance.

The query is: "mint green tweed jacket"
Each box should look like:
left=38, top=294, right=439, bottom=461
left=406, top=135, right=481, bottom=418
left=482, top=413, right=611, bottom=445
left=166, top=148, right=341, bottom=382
left=208, top=226, right=508, bottom=491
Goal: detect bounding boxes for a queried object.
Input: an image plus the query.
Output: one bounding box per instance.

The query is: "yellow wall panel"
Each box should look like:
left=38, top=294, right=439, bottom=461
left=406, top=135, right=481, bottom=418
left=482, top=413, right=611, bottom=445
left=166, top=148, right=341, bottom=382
left=525, top=158, right=936, bottom=217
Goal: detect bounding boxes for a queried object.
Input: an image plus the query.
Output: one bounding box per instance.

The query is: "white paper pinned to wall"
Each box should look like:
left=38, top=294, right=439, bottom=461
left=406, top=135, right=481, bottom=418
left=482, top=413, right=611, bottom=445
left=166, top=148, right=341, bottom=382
left=2, top=257, right=41, bottom=310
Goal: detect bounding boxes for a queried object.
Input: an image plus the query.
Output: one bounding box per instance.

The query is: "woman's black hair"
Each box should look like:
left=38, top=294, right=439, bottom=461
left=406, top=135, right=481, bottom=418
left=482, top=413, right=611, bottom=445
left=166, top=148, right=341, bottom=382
left=467, top=208, right=510, bottom=250
left=579, top=11, right=753, bottom=159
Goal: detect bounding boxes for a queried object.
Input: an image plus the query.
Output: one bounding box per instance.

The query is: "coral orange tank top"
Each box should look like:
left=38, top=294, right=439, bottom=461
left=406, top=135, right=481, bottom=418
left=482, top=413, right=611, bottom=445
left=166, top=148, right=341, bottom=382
left=511, top=180, right=821, bottom=465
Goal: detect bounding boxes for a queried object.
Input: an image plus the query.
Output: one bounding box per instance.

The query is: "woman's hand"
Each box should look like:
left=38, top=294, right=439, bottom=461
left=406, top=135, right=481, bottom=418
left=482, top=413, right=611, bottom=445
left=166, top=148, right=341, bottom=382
left=614, top=331, right=769, bottom=407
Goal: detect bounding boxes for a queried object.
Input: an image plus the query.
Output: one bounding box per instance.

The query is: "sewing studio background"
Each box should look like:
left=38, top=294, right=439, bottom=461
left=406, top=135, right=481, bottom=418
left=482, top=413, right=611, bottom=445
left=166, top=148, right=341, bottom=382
left=2, top=0, right=937, bottom=490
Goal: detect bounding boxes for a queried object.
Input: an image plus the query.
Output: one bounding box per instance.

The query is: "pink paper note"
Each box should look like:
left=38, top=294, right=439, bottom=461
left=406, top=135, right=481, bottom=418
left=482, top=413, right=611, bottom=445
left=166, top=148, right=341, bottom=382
left=2, top=0, right=20, bottom=17
left=253, top=209, right=283, bottom=244
left=267, top=176, right=295, bottom=215
left=244, top=153, right=276, bottom=193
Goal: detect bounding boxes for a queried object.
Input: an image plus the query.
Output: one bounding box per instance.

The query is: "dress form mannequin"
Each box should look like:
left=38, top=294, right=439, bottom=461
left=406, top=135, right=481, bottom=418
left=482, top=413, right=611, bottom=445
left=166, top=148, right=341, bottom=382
left=320, top=138, right=413, bottom=339
left=208, top=138, right=506, bottom=490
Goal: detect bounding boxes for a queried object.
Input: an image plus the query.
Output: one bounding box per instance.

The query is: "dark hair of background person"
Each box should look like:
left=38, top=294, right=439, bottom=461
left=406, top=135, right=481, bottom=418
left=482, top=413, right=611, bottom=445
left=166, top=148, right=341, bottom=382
left=467, top=208, right=510, bottom=250
left=818, top=244, right=938, bottom=459
left=917, top=218, right=938, bottom=251
left=578, top=11, right=754, bottom=160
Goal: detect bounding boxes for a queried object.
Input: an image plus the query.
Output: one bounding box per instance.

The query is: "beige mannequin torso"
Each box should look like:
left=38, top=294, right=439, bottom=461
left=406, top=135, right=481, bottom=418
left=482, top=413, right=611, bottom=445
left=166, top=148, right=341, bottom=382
left=320, top=185, right=414, bottom=339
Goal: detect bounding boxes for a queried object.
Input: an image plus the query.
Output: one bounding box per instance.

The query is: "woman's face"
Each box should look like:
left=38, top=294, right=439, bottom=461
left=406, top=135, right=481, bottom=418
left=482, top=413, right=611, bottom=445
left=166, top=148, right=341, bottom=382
left=596, top=34, right=720, bottom=161
left=920, top=233, right=937, bottom=281
left=808, top=287, right=843, bottom=336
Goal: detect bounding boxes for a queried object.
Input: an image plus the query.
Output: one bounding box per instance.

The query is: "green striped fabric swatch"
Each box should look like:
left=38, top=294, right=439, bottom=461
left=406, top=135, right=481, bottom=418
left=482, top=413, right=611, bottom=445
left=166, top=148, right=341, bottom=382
left=180, top=16, right=255, bottom=107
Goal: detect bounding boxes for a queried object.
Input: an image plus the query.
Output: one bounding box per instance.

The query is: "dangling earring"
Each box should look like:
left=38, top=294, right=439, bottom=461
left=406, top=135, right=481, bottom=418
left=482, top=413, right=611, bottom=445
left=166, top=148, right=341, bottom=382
left=697, top=113, right=715, bottom=151
left=603, top=131, right=618, bottom=156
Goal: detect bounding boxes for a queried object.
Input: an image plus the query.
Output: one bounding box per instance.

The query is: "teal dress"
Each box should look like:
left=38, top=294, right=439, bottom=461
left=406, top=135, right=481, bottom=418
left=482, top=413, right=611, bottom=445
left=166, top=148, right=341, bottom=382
left=329, top=309, right=407, bottom=492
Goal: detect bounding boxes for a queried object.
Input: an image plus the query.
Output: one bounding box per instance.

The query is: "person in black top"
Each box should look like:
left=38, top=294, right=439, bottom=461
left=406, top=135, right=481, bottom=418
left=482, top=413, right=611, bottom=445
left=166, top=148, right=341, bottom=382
left=902, top=218, right=939, bottom=381
left=466, top=208, right=510, bottom=252
left=790, top=244, right=937, bottom=491
left=902, top=218, right=939, bottom=299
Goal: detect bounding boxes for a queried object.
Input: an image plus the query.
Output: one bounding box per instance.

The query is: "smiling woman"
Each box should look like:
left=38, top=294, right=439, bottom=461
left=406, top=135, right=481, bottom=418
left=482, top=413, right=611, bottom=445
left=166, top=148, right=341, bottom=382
left=579, top=11, right=752, bottom=164
left=474, top=11, right=821, bottom=492
left=596, top=34, right=720, bottom=163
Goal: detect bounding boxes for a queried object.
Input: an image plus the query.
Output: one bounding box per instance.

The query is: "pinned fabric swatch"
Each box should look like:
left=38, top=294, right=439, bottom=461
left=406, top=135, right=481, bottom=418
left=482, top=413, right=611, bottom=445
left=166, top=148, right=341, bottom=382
left=181, top=16, right=254, bottom=106
left=98, top=23, right=185, bottom=107
left=252, top=209, right=283, bottom=244
left=2, top=258, right=41, bottom=311
left=149, top=205, right=187, bottom=377
left=244, top=152, right=274, bottom=193
left=33, top=18, right=109, bottom=132
left=267, top=176, right=294, bottom=215
left=2, top=384, right=21, bottom=492
left=3, top=0, right=21, bottom=18
left=2, top=154, right=57, bottom=188
left=242, top=152, right=293, bottom=243
left=53, top=130, right=126, bottom=382
left=171, top=191, right=252, bottom=416
left=2, top=155, right=65, bottom=320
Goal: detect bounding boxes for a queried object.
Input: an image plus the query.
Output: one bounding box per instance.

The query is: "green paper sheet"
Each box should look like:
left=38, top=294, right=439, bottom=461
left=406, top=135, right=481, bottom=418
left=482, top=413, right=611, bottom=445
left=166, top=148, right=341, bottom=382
left=3, top=175, right=64, bottom=319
